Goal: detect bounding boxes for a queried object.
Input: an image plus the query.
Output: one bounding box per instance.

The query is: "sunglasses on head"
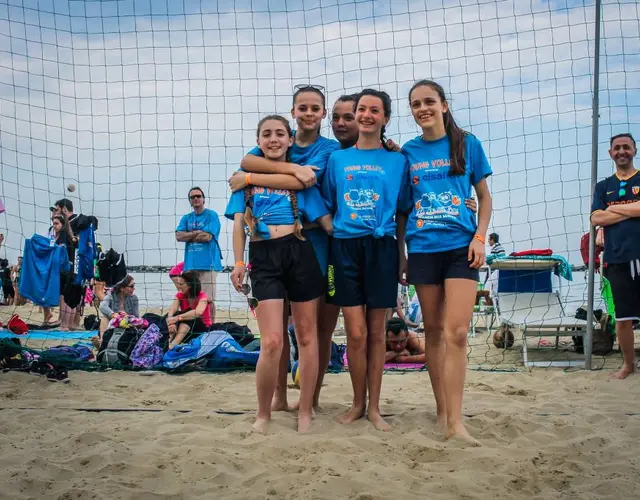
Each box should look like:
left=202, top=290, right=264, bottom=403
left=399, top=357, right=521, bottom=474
left=189, top=194, right=203, bottom=200
left=293, top=83, right=325, bottom=93
left=619, top=180, right=628, bottom=197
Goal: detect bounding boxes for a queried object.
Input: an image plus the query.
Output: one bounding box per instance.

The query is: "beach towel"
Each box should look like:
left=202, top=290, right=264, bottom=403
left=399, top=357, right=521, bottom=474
left=487, top=253, right=573, bottom=281
left=19, top=234, right=71, bottom=307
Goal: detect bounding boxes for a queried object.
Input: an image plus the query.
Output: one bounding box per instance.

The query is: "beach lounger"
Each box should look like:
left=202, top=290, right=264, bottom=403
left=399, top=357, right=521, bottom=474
left=496, top=291, right=588, bottom=368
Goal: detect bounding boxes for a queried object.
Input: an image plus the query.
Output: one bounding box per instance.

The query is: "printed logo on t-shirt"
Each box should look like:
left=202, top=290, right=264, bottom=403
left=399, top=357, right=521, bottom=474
left=414, top=190, right=462, bottom=228
left=342, top=166, right=382, bottom=222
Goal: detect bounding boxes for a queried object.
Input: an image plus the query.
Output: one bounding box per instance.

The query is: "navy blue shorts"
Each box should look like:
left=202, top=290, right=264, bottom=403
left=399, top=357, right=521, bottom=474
left=408, top=246, right=479, bottom=286
left=327, top=235, right=398, bottom=309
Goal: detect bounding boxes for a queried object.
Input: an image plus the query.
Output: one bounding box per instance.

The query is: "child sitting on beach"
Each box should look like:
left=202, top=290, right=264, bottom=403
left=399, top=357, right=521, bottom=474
left=166, top=271, right=211, bottom=349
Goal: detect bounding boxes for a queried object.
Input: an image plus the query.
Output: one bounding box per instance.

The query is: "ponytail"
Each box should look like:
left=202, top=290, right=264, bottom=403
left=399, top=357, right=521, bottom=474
left=380, top=125, right=392, bottom=151
left=290, top=191, right=305, bottom=241
left=443, top=110, right=467, bottom=177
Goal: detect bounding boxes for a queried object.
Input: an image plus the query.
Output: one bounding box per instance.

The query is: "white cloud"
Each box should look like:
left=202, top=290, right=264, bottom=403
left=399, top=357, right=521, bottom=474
left=0, top=0, right=638, bottom=267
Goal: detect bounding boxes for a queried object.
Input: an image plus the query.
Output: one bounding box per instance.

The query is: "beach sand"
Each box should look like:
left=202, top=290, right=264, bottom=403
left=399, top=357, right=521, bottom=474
left=2, top=303, right=640, bottom=499
left=1, top=368, right=640, bottom=500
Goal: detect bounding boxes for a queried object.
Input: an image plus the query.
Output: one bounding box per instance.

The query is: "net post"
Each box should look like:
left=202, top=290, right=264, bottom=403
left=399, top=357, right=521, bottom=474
left=585, top=0, right=603, bottom=372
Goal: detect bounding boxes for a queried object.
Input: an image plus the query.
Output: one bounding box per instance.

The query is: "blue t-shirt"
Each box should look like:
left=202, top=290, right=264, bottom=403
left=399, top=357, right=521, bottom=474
left=591, top=171, right=640, bottom=263
left=224, top=185, right=329, bottom=240
left=176, top=208, right=223, bottom=272
left=248, top=134, right=340, bottom=184
left=401, top=133, right=492, bottom=253
left=321, top=147, right=410, bottom=239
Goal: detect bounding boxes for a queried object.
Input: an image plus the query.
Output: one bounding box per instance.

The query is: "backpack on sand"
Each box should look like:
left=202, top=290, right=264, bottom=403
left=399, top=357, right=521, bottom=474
left=97, top=327, right=142, bottom=366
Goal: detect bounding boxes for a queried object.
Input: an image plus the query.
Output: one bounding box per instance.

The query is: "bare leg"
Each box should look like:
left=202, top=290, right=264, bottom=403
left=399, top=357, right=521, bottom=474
left=365, top=307, right=391, bottom=431
left=612, top=320, right=636, bottom=379
left=314, top=300, right=340, bottom=408
left=442, top=278, right=479, bottom=444
left=290, top=297, right=321, bottom=432
left=337, top=305, right=368, bottom=424
left=416, top=285, right=447, bottom=431
left=42, top=307, right=54, bottom=324
left=253, top=299, right=285, bottom=433
left=170, top=323, right=191, bottom=347
left=272, top=301, right=290, bottom=411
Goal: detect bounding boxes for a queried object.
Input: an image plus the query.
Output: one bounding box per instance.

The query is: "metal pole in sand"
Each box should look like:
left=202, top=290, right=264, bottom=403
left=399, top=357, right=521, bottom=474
left=585, top=0, right=603, bottom=371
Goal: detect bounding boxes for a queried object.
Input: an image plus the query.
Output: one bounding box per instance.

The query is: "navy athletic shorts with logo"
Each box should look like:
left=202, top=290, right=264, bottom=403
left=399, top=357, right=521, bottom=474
left=603, top=261, right=640, bottom=323
left=327, top=235, right=398, bottom=309
left=248, top=233, right=324, bottom=303
left=408, top=246, right=479, bottom=285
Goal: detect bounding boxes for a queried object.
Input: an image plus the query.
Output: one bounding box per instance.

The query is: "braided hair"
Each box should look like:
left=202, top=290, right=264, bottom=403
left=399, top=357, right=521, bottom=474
left=245, top=115, right=304, bottom=240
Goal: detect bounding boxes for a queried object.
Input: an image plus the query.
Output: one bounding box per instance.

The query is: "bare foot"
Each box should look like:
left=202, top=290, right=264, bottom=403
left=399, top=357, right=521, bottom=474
left=368, top=411, right=391, bottom=432
left=252, top=416, right=270, bottom=434
left=436, top=414, right=447, bottom=434
left=336, top=405, right=365, bottom=424
left=611, top=364, right=635, bottom=380
left=271, top=396, right=290, bottom=412
left=297, top=412, right=313, bottom=433
left=445, top=422, right=480, bottom=446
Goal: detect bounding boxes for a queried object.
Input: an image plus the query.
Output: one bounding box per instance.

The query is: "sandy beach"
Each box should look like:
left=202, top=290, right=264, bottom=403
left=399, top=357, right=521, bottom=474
left=1, top=368, right=640, bottom=500
left=2, top=302, right=640, bottom=500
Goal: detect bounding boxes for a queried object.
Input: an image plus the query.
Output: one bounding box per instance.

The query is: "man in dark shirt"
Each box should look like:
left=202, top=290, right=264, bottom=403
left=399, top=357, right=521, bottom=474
left=591, top=133, right=640, bottom=379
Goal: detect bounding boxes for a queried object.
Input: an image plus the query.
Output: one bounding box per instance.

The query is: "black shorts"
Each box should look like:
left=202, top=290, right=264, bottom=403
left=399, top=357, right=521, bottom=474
left=327, top=235, right=398, bottom=309
left=176, top=315, right=210, bottom=344
left=408, top=246, right=479, bottom=286
left=249, top=233, right=324, bottom=303
left=2, top=284, right=14, bottom=298
left=603, top=262, right=640, bottom=323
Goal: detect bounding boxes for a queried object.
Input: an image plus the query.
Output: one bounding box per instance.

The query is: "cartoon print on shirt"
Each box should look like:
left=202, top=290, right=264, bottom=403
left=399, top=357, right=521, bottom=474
left=414, top=190, right=462, bottom=226
left=343, top=169, right=381, bottom=221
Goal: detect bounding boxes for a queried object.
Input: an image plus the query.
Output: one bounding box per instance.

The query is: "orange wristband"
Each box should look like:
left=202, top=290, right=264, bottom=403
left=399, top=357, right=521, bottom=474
left=245, top=173, right=251, bottom=186
left=235, top=261, right=246, bottom=267
left=474, top=234, right=486, bottom=244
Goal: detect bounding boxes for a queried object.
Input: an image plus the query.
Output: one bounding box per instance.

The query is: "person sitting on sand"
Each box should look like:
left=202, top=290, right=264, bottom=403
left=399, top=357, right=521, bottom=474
left=385, top=318, right=425, bottom=364
left=98, top=275, right=140, bottom=337
left=166, top=271, right=212, bottom=349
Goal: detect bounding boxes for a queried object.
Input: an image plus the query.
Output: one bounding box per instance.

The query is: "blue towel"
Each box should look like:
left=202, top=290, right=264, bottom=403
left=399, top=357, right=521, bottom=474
left=19, top=234, right=71, bottom=307
left=0, top=330, right=96, bottom=340
left=75, top=224, right=96, bottom=284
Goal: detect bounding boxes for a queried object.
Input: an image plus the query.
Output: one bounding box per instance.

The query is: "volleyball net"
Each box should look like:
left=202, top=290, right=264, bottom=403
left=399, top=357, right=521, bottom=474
left=0, top=0, right=638, bottom=371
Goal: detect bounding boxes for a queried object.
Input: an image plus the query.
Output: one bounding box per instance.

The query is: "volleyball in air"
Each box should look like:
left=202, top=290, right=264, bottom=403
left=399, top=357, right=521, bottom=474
left=67, top=184, right=76, bottom=192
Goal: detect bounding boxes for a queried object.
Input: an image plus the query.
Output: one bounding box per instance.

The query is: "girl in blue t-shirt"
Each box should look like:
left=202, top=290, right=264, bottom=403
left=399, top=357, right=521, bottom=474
left=226, top=115, right=332, bottom=434
left=228, top=86, right=342, bottom=413
left=322, top=89, right=410, bottom=431
left=398, top=80, right=493, bottom=444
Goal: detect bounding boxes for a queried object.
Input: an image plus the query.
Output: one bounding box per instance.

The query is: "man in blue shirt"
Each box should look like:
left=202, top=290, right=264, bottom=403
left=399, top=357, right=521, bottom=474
left=176, top=186, right=223, bottom=323
left=591, top=133, right=640, bottom=380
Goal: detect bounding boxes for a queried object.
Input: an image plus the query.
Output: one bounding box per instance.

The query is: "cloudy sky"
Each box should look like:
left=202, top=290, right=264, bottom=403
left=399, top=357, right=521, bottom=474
left=0, top=0, right=638, bottom=267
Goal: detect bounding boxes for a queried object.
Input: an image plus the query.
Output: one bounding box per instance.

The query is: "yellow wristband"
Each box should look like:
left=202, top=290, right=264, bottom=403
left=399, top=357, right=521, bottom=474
left=235, top=260, right=246, bottom=267
left=473, top=234, right=486, bottom=244
left=245, top=173, right=251, bottom=186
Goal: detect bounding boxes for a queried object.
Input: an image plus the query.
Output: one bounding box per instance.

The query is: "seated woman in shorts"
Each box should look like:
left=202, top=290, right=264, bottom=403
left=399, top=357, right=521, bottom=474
left=166, top=270, right=211, bottom=348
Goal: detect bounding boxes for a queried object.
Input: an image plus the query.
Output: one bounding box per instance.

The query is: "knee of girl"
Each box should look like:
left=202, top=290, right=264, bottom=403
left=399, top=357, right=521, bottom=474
left=446, top=327, right=468, bottom=349
left=348, top=330, right=367, bottom=350
left=423, top=324, right=444, bottom=340
left=260, top=336, right=283, bottom=355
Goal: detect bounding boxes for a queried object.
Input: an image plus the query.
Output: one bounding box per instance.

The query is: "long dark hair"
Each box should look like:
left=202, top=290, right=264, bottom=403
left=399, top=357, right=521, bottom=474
left=181, top=271, right=202, bottom=299
left=409, top=79, right=467, bottom=176
left=246, top=115, right=304, bottom=240
left=112, top=275, right=134, bottom=311
left=52, top=214, right=73, bottom=241
left=354, top=89, right=393, bottom=152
